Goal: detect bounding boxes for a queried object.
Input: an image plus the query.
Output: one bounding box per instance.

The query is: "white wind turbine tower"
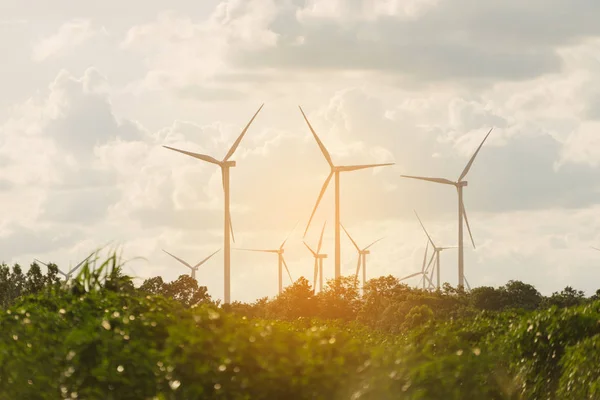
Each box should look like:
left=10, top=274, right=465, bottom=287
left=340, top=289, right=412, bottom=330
left=414, top=210, right=457, bottom=290
left=235, top=222, right=298, bottom=295
left=399, top=241, right=435, bottom=290
left=163, top=104, right=263, bottom=304
left=162, top=249, right=220, bottom=281
left=35, top=250, right=96, bottom=281
left=401, top=128, right=493, bottom=289
left=299, top=106, right=394, bottom=280
left=304, top=221, right=328, bottom=294
left=340, top=223, right=383, bottom=290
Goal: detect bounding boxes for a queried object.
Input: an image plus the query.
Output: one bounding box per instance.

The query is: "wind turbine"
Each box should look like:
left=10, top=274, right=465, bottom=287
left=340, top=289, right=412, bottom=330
left=35, top=250, right=96, bottom=281
left=340, top=223, right=383, bottom=289
left=414, top=210, right=457, bottom=290
left=235, top=222, right=298, bottom=295
left=299, top=106, right=394, bottom=280
left=162, top=249, right=220, bottom=281
left=163, top=104, right=263, bottom=304
left=401, top=128, right=493, bottom=289
left=304, top=221, right=328, bottom=294
left=399, top=241, right=435, bottom=290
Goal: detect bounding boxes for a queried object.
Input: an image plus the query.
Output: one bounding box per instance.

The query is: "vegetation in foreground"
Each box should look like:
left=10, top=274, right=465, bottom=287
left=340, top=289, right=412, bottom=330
left=1, top=253, right=600, bottom=399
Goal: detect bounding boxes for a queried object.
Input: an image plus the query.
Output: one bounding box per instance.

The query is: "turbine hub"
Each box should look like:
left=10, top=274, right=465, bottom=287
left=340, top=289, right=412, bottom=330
left=362, top=250, right=371, bottom=255
left=458, top=181, right=468, bottom=187
left=222, top=160, right=236, bottom=167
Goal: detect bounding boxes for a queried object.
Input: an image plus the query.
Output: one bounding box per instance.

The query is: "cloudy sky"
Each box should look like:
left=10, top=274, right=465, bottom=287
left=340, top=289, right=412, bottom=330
left=2, top=0, right=600, bottom=302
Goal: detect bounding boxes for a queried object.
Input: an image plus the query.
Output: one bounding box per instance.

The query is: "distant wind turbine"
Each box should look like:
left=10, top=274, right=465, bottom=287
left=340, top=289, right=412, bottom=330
left=235, top=221, right=298, bottom=295
left=163, top=104, right=264, bottom=304
left=35, top=250, right=96, bottom=280
left=414, top=210, right=457, bottom=290
left=401, top=128, right=493, bottom=289
left=340, top=223, right=383, bottom=289
left=304, top=221, right=328, bottom=294
left=299, top=106, right=394, bottom=280
left=162, top=249, right=220, bottom=281
left=399, top=241, right=435, bottom=289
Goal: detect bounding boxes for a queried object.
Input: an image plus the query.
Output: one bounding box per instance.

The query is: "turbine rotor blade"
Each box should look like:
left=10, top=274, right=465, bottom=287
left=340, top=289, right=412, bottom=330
left=163, top=146, right=221, bottom=166
left=34, top=258, right=48, bottom=267
left=338, top=163, right=394, bottom=172
left=458, top=127, right=493, bottom=182
left=313, top=259, right=319, bottom=291
left=423, top=273, right=435, bottom=288
left=303, top=171, right=334, bottom=237
left=303, top=242, right=317, bottom=257
left=299, top=106, right=334, bottom=167
left=235, top=248, right=279, bottom=254
left=70, top=250, right=96, bottom=275
left=401, top=175, right=456, bottom=186
left=340, top=223, right=361, bottom=252
left=461, top=199, right=476, bottom=249
left=363, top=237, right=384, bottom=251
left=229, top=212, right=236, bottom=244
left=163, top=249, right=194, bottom=269
left=317, top=220, right=327, bottom=253
left=592, top=246, right=600, bottom=252
left=280, top=219, right=300, bottom=250
left=355, top=256, right=361, bottom=279
left=425, top=250, right=436, bottom=274
left=464, top=276, right=472, bottom=291
left=414, top=210, right=435, bottom=248
left=421, top=241, right=429, bottom=272
left=399, top=271, right=423, bottom=281
left=223, top=104, right=264, bottom=161
left=194, top=249, right=221, bottom=268
left=282, top=256, right=293, bottom=284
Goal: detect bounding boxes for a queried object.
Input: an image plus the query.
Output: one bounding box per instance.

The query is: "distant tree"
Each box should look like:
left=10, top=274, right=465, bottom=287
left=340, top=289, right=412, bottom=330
left=139, top=276, right=166, bottom=295
left=543, top=286, right=585, bottom=309
left=163, top=275, right=211, bottom=308
left=316, top=276, right=361, bottom=321
left=268, top=277, right=317, bottom=320
left=470, top=286, right=506, bottom=311
left=502, top=280, right=542, bottom=311
left=403, top=304, right=434, bottom=330
left=25, top=262, right=45, bottom=294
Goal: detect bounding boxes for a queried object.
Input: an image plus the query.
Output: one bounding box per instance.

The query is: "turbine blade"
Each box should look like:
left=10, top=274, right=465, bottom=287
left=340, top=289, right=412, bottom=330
left=439, top=246, right=458, bottom=250
left=282, top=256, right=293, bottom=284
left=303, top=241, right=317, bottom=257
left=355, top=256, right=361, bottom=279
left=317, top=220, right=327, bottom=253
left=303, top=171, right=333, bottom=237
left=421, top=241, right=429, bottom=272
left=414, top=210, right=435, bottom=247
left=425, top=250, right=436, bottom=274
left=338, top=163, right=394, bottom=172
left=194, top=249, right=221, bottom=268
left=229, top=212, right=236, bottom=244
left=299, top=105, right=334, bottom=167
left=313, top=259, right=318, bottom=292
left=162, top=249, right=194, bottom=269
left=163, top=146, right=221, bottom=166
left=234, top=248, right=279, bottom=254
left=464, top=275, right=472, bottom=291
left=223, top=104, right=264, bottom=161
left=461, top=199, right=476, bottom=249
left=34, top=258, right=48, bottom=267
left=458, top=127, right=493, bottom=182
left=428, top=259, right=435, bottom=282
left=280, top=219, right=300, bottom=250
left=340, top=223, right=361, bottom=252
left=58, top=269, right=68, bottom=279
left=423, top=273, right=435, bottom=288
left=401, top=175, right=456, bottom=186
left=592, top=246, right=600, bottom=252
left=363, top=237, right=384, bottom=251
left=70, top=250, right=95, bottom=275
left=399, top=271, right=423, bottom=281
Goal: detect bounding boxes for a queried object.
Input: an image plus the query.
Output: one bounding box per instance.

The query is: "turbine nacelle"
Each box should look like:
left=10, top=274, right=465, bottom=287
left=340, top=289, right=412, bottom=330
left=222, top=160, right=236, bottom=167
left=457, top=181, right=468, bottom=187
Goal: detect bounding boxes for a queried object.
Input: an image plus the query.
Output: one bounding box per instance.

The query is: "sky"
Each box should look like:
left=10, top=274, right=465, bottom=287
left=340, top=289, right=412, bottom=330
left=2, top=0, right=600, bottom=302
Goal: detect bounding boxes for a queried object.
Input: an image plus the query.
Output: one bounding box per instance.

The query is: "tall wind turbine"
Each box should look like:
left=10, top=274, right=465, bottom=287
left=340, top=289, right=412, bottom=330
left=340, top=223, right=383, bottom=289
left=163, top=104, right=264, bottom=304
left=414, top=210, right=457, bottom=290
left=399, top=241, right=435, bottom=289
left=162, top=249, right=220, bottom=281
left=299, top=106, right=394, bottom=280
left=401, top=128, right=493, bottom=289
left=304, top=221, right=328, bottom=293
left=35, top=250, right=96, bottom=280
left=235, top=222, right=298, bottom=295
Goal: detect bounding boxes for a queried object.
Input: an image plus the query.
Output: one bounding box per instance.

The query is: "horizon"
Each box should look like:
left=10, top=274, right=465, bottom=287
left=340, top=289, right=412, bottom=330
left=2, top=0, right=600, bottom=302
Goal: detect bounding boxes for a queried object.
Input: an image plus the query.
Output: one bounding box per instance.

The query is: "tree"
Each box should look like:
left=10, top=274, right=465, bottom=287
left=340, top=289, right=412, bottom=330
left=543, top=286, right=585, bottom=309
left=470, top=286, right=506, bottom=311
left=502, top=280, right=542, bottom=311
left=163, top=275, right=211, bottom=308
left=268, top=277, right=317, bottom=320
left=316, top=276, right=361, bottom=321
left=139, top=276, right=166, bottom=295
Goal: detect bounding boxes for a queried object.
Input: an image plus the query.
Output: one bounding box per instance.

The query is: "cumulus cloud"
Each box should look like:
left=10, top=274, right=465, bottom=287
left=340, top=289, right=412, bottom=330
left=31, top=19, right=107, bottom=62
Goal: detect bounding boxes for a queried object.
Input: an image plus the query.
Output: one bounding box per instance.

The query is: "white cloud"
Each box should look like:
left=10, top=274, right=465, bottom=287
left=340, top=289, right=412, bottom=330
left=31, top=19, right=108, bottom=62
